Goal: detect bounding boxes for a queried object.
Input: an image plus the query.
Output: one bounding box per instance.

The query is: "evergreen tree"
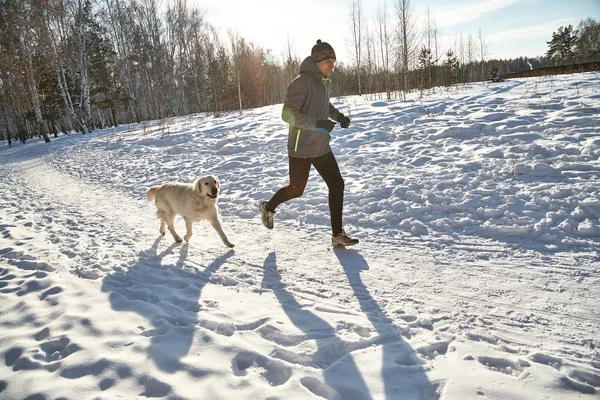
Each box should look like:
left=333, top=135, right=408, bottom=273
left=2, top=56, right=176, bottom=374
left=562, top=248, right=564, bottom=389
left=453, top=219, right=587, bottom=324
left=546, top=25, right=577, bottom=66
left=418, top=47, right=433, bottom=89
left=444, top=50, right=459, bottom=86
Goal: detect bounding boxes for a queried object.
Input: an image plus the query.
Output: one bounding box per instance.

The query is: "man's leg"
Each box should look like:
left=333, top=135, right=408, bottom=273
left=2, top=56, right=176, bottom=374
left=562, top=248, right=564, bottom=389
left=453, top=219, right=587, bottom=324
left=313, top=152, right=344, bottom=235
left=266, top=156, right=312, bottom=212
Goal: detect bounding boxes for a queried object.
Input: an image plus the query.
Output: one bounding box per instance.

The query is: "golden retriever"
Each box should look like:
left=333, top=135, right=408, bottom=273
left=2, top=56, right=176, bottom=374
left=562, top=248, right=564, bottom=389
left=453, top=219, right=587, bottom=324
left=146, top=176, right=234, bottom=248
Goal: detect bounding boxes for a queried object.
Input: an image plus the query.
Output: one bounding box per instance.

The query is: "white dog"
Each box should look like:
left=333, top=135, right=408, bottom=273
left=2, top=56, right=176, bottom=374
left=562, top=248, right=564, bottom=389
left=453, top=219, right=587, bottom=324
left=146, top=176, right=234, bottom=248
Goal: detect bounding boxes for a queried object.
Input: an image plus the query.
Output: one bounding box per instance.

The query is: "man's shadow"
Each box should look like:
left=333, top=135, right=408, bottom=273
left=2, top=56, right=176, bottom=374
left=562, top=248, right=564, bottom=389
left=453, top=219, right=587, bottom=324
left=101, top=236, right=234, bottom=373
left=262, top=252, right=372, bottom=400
left=333, top=248, right=437, bottom=399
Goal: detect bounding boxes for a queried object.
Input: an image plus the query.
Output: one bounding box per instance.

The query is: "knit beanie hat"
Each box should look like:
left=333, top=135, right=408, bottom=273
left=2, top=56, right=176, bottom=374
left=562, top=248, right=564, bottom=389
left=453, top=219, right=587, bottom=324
left=311, top=40, right=336, bottom=63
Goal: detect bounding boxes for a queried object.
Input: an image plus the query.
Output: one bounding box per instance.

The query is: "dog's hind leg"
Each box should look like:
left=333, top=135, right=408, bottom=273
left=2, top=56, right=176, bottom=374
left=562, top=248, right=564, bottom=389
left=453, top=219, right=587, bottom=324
left=156, top=210, right=167, bottom=236
left=166, top=214, right=182, bottom=243
left=155, top=209, right=167, bottom=235
left=183, top=217, right=193, bottom=242
left=208, top=214, right=234, bottom=248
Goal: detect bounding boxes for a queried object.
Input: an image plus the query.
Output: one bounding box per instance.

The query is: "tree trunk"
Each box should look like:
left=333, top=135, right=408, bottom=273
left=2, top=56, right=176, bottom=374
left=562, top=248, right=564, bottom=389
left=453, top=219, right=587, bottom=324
left=76, top=0, right=91, bottom=133
left=350, top=0, right=363, bottom=95
left=21, top=35, right=50, bottom=143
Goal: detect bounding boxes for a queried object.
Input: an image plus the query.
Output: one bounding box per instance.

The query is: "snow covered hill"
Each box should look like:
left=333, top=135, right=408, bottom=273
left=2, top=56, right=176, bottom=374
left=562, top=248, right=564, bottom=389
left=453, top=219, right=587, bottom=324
left=1, top=72, right=599, bottom=399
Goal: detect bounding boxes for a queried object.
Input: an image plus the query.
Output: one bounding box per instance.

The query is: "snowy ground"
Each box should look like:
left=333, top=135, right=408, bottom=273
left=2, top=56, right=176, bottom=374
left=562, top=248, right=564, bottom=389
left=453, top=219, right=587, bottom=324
left=1, top=72, right=599, bottom=400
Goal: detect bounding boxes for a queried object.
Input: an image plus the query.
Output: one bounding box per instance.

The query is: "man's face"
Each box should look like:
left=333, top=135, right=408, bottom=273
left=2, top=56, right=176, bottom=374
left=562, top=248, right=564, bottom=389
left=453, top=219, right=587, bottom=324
left=316, top=59, right=335, bottom=77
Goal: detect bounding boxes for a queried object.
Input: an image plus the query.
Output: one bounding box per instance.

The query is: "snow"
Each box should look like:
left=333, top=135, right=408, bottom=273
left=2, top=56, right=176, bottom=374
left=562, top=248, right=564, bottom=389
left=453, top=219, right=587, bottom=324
left=1, top=72, right=599, bottom=399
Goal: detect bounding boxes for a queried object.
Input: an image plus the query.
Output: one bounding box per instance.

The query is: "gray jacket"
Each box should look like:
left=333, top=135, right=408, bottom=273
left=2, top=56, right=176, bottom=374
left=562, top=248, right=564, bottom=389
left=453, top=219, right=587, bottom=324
left=282, top=56, right=343, bottom=158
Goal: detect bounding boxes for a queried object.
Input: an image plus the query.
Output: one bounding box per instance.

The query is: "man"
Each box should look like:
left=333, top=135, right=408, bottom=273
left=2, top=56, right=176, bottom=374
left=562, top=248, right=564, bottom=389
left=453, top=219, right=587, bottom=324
left=259, top=40, right=359, bottom=247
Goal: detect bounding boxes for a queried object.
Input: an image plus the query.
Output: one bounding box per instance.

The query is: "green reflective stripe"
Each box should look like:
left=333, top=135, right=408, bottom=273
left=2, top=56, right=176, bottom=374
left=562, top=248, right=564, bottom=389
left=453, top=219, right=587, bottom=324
left=294, top=129, right=301, bottom=151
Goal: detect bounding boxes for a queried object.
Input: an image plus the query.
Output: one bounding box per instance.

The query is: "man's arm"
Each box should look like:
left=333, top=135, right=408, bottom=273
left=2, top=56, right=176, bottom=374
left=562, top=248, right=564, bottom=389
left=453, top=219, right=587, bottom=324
left=281, top=78, right=317, bottom=130
left=328, top=103, right=342, bottom=121
left=329, top=103, right=351, bottom=128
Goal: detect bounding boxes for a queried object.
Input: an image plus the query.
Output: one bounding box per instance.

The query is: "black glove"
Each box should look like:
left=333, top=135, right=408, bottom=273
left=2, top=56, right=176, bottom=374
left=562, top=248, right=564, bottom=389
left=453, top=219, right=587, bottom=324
left=337, top=114, right=351, bottom=128
left=315, top=119, right=336, bottom=134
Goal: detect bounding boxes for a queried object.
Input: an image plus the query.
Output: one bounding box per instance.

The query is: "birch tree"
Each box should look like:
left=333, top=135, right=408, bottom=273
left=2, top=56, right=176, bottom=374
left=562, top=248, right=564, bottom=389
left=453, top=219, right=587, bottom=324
left=44, top=0, right=86, bottom=132
left=132, top=0, right=167, bottom=119
left=165, top=0, right=192, bottom=115
left=0, top=1, right=28, bottom=143
left=431, top=11, right=441, bottom=88
left=349, top=0, right=364, bottom=95
left=186, top=8, right=209, bottom=113
left=376, top=0, right=392, bottom=99
left=477, top=27, right=490, bottom=82
left=104, top=0, right=139, bottom=122
left=467, top=34, right=475, bottom=82
left=283, top=35, right=299, bottom=84
left=423, top=7, right=436, bottom=88
left=73, top=0, right=93, bottom=132
left=575, top=18, right=600, bottom=63
left=365, top=24, right=377, bottom=97
left=395, top=0, right=419, bottom=96
left=229, top=30, right=244, bottom=114
left=16, top=1, right=51, bottom=142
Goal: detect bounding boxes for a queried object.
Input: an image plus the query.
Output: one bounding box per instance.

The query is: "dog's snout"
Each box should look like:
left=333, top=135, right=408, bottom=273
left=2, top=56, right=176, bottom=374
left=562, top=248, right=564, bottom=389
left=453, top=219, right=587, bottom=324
left=211, top=187, right=218, bottom=196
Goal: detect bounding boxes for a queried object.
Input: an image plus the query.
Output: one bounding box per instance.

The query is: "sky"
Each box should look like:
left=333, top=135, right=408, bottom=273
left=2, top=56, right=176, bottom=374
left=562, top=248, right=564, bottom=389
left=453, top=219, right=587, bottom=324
left=192, top=0, right=599, bottom=63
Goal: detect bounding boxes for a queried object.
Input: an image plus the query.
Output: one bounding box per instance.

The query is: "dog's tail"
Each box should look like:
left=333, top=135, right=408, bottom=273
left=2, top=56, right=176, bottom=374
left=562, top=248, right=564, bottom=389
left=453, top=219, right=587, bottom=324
left=146, top=187, right=159, bottom=202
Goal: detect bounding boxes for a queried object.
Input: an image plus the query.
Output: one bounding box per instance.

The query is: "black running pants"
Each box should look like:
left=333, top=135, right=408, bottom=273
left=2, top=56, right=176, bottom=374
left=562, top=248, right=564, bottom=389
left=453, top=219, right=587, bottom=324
left=266, top=151, right=344, bottom=235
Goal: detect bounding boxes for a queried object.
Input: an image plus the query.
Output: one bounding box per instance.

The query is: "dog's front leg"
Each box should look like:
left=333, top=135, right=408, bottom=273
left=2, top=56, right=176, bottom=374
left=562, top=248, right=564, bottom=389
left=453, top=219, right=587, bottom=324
left=209, top=216, right=234, bottom=248
left=184, top=218, right=193, bottom=242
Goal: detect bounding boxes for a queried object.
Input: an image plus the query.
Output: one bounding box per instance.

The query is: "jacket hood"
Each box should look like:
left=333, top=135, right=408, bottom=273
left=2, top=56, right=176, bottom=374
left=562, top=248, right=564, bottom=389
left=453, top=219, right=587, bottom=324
left=299, top=56, right=323, bottom=77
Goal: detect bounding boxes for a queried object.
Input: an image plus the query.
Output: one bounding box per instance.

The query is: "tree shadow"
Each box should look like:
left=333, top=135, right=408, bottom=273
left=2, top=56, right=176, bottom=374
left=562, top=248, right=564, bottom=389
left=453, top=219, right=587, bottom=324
left=333, top=248, right=440, bottom=399
left=261, top=252, right=373, bottom=400
left=101, top=236, right=234, bottom=373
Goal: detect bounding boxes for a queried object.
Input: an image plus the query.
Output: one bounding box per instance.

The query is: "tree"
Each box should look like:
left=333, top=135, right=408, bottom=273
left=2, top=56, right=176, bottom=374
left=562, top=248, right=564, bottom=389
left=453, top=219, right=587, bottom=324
left=574, top=18, right=599, bottom=63
left=131, top=0, right=167, bottom=120
left=418, top=47, right=433, bottom=90
left=349, top=0, right=364, bottom=95
left=466, top=34, right=475, bottom=83
left=185, top=8, right=210, bottom=113
left=395, top=0, right=419, bottom=96
left=72, top=0, right=94, bottom=132
left=364, top=24, right=377, bottom=96
left=546, top=24, right=578, bottom=66
left=204, top=27, right=232, bottom=114
left=282, top=35, right=299, bottom=85
left=546, top=25, right=577, bottom=66
left=165, top=0, right=187, bottom=116
left=12, top=0, right=52, bottom=142
left=422, top=7, right=439, bottom=88
left=375, top=0, right=392, bottom=99
left=43, top=0, right=88, bottom=133
left=477, top=27, right=489, bottom=82
left=229, top=30, right=244, bottom=114
left=104, top=0, right=140, bottom=122
left=444, top=49, right=459, bottom=86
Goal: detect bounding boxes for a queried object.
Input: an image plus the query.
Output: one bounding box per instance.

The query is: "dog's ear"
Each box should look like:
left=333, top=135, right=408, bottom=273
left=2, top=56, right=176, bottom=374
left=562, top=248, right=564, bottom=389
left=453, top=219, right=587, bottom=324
left=195, top=179, right=203, bottom=192
left=214, top=176, right=220, bottom=189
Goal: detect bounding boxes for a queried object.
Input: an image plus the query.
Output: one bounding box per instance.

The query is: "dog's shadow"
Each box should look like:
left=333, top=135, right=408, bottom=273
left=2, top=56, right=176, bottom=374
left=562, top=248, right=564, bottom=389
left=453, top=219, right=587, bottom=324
left=101, top=236, right=234, bottom=372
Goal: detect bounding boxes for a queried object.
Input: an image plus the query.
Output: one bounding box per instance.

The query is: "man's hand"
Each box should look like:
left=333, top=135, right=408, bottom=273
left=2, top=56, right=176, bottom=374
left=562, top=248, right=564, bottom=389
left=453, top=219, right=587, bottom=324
left=337, top=114, right=351, bottom=128
left=316, top=119, right=336, bottom=134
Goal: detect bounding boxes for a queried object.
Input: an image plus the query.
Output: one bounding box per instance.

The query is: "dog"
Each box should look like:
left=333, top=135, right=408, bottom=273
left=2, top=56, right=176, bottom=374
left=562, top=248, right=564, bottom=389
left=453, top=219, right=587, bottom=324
left=146, top=176, right=234, bottom=248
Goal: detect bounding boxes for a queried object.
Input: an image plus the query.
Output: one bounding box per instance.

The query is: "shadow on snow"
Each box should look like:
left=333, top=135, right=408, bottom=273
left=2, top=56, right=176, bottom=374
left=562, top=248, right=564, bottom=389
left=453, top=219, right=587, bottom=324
left=262, top=251, right=439, bottom=399
left=101, top=236, right=233, bottom=373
